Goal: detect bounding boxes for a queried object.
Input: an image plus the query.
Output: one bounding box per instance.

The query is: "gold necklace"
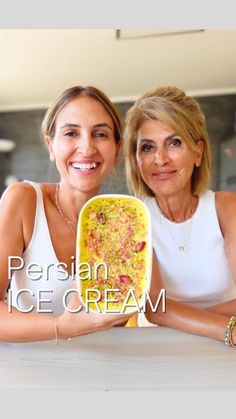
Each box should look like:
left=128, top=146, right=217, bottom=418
left=161, top=215, right=193, bottom=252
left=156, top=198, right=198, bottom=252
left=54, top=184, right=76, bottom=239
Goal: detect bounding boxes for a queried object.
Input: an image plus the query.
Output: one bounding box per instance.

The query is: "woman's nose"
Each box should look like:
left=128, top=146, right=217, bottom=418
left=154, top=148, right=170, bottom=166
left=76, top=135, right=96, bottom=156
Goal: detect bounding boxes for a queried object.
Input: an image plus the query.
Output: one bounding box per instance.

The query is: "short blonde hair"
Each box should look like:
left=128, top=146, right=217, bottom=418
left=124, top=86, right=212, bottom=198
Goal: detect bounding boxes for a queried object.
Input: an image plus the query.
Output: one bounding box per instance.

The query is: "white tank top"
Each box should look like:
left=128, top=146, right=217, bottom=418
left=145, top=190, right=236, bottom=308
left=10, top=181, right=74, bottom=315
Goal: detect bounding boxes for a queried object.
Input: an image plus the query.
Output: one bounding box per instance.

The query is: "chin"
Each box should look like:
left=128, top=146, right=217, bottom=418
left=78, top=183, right=100, bottom=193
left=68, top=178, right=98, bottom=193
left=150, top=184, right=177, bottom=197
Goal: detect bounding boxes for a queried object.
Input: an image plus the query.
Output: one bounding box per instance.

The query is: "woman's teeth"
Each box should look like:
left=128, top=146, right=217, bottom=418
left=72, top=162, right=97, bottom=171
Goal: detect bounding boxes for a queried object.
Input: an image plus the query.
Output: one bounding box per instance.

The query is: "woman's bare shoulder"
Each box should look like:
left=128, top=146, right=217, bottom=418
left=1, top=181, right=57, bottom=214
left=215, top=191, right=236, bottom=231
left=0, top=182, right=37, bottom=209
left=215, top=190, right=236, bottom=211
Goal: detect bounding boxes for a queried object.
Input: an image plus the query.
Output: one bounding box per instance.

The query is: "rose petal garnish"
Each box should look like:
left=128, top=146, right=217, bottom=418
left=97, top=213, right=106, bottom=224
left=119, top=275, right=131, bottom=283
left=136, top=241, right=146, bottom=252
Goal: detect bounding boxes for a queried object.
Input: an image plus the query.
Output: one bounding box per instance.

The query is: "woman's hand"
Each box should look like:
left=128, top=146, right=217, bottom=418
left=57, top=288, right=134, bottom=339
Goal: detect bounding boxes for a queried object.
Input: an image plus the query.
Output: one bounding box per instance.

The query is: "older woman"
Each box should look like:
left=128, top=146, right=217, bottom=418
left=124, top=85, right=236, bottom=346
left=0, top=85, right=132, bottom=342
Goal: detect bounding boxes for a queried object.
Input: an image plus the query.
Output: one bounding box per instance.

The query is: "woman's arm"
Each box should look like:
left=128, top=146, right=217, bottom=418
left=0, top=183, right=55, bottom=342
left=145, top=255, right=235, bottom=344
left=0, top=184, right=131, bottom=343
left=146, top=191, right=236, bottom=344
left=206, top=299, right=236, bottom=316
left=215, top=191, right=236, bottom=283
left=0, top=292, right=131, bottom=343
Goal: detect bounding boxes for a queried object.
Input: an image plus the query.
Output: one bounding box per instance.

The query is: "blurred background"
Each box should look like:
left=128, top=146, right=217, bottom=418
left=0, top=29, right=236, bottom=196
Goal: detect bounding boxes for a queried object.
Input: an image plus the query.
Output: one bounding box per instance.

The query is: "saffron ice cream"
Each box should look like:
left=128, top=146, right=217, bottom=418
left=76, top=195, right=152, bottom=313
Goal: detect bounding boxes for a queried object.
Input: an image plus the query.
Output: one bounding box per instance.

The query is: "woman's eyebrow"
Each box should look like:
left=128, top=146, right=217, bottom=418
left=138, top=133, right=179, bottom=143
left=93, top=123, right=113, bottom=131
left=60, top=123, right=80, bottom=129
left=166, top=133, right=179, bottom=140
left=59, top=123, right=113, bottom=131
left=138, top=138, right=155, bottom=144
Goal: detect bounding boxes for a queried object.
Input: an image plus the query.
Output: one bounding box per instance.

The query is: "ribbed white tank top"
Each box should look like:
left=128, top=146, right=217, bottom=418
left=10, top=181, right=74, bottom=315
left=145, top=190, right=236, bottom=308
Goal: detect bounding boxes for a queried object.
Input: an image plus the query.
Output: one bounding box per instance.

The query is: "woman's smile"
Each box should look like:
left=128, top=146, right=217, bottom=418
left=70, top=160, right=100, bottom=175
left=151, top=169, right=177, bottom=180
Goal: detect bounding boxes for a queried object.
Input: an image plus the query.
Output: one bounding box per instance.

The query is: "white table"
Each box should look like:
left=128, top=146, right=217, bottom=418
left=0, top=327, right=235, bottom=390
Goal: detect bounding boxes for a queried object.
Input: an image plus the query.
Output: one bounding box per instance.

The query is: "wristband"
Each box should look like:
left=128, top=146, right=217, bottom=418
left=224, top=316, right=236, bottom=347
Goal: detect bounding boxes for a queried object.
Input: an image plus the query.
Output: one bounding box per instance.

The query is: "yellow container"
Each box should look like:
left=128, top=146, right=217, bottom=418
left=76, top=194, right=152, bottom=314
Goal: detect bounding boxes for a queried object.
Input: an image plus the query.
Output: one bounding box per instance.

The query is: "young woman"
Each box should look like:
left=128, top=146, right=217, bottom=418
left=124, top=85, right=236, bottom=346
left=0, top=85, right=132, bottom=342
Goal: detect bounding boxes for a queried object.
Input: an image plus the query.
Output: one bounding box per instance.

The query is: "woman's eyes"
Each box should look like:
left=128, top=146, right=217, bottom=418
left=64, top=131, right=77, bottom=137
left=63, top=131, right=109, bottom=138
left=139, top=138, right=182, bottom=152
left=140, top=143, right=155, bottom=152
left=94, top=131, right=109, bottom=138
left=169, top=138, right=182, bottom=147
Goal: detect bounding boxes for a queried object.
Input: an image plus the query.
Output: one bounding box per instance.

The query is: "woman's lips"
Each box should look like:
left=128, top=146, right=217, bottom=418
left=70, top=161, right=100, bottom=175
left=152, top=170, right=177, bottom=180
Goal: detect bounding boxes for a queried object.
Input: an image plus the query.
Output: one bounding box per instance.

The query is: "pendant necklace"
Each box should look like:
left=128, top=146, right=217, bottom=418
left=54, top=184, right=76, bottom=239
left=156, top=198, right=198, bottom=253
